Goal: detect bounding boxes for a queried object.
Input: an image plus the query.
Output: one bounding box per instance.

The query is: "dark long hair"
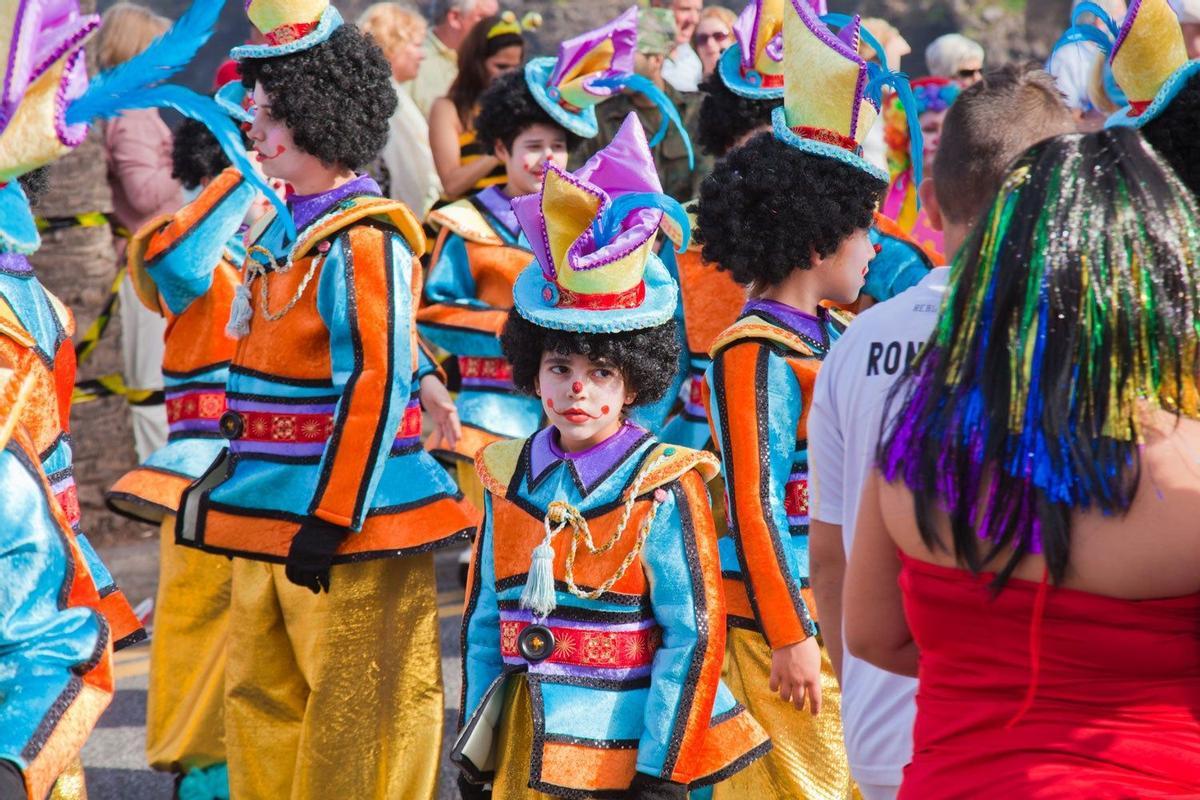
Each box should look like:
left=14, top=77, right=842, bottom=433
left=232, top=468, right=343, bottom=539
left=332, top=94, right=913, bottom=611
left=878, top=128, right=1200, bottom=589
left=446, top=14, right=524, bottom=129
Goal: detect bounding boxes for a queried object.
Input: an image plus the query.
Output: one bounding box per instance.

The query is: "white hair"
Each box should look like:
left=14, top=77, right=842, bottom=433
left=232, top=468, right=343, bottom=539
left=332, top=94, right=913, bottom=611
left=433, top=0, right=482, bottom=24
left=1174, top=0, right=1200, bottom=23
left=924, top=33, right=985, bottom=78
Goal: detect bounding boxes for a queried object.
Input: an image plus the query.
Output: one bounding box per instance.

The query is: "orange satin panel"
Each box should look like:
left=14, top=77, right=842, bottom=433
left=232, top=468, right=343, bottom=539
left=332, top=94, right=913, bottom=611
left=426, top=423, right=504, bottom=465
left=708, top=341, right=809, bottom=649
left=488, top=497, right=659, bottom=597
left=676, top=250, right=744, bottom=357
left=200, top=494, right=476, bottom=560
left=418, top=230, right=532, bottom=335
left=232, top=255, right=331, bottom=381
left=312, top=225, right=404, bottom=526
left=159, top=262, right=239, bottom=375
left=666, top=469, right=726, bottom=782
left=540, top=738, right=639, bottom=792
left=107, top=467, right=192, bottom=523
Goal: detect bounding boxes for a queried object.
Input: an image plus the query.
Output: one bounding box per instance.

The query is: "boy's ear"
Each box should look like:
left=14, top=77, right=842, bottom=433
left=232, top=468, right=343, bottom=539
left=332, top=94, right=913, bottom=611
left=919, top=178, right=944, bottom=233
left=494, top=140, right=511, bottom=163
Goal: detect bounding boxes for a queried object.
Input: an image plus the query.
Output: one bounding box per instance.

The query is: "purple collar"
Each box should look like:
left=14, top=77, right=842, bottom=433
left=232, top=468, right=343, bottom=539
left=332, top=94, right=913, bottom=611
left=0, top=253, right=33, bottom=275
left=743, top=297, right=830, bottom=349
left=288, top=173, right=381, bottom=232
left=528, top=422, right=652, bottom=496
left=475, top=186, right=520, bottom=239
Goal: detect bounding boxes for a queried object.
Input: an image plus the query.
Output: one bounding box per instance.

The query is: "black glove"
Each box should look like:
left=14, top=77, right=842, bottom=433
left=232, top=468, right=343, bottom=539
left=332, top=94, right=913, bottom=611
left=456, top=774, right=491, bottom=800
left=627, top=772, right=688, bottom=800
left=0, top=760, right=24, bottom=800
left=284, top=519, right=348, bottom=593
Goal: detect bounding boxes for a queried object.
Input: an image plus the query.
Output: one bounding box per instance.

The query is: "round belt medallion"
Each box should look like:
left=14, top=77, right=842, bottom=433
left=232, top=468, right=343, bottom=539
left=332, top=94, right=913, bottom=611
left=517, top=624, right=556, bottom=663
left=218, top=410, right=245, bottom=440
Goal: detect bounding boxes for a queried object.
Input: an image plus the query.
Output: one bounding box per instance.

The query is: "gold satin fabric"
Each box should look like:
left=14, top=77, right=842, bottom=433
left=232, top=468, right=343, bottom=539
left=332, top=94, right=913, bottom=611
left=47, top=757, right=86, bottom=800
left=456, top=459, right=486, bottom=511
left=146, top=515, right=230, bottom=771
left=715, top=628, right=859, bottom=800
left=492, top=678, right=556, bottom=800
left=224, top=554, right=443, bottom=800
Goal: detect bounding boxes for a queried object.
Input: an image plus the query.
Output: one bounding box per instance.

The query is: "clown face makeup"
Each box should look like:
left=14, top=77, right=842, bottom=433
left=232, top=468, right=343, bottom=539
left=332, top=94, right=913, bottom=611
left=498, top=122, right=570, bottom=197
left=535, top=351, right=636, bottom=452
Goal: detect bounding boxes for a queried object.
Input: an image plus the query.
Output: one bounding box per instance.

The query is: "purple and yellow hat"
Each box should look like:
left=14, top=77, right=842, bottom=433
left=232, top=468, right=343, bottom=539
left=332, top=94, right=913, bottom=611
left=511, top=113, right=689, bottom=333
left=0, top=0, right=293, bottom=255
left=232, top=0, right=344, bottom=60
left=525, top=6, right=693, bottom=166
left=717, top=0, right=788, bottom=99
left=1052, top=0, right=1196, bottom=128
left=771, top=0, right=921, bottom=184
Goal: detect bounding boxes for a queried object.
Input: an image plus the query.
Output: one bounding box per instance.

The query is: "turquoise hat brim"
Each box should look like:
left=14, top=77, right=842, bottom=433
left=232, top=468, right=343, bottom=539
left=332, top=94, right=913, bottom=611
left=772, top=107, right=888, bottom=183
left=231, top=6, right=343, bottom=60
left=525, top=58, right=600, bottom=139
left=0, top=183, right=39, bottom=255
left=512, top=253, right=678, bottom=333
left=1106, top=59, right=1200, bottom=129
left=717, top=45, right=784, bottom=100
left=215, top=81, right=252, bottom=123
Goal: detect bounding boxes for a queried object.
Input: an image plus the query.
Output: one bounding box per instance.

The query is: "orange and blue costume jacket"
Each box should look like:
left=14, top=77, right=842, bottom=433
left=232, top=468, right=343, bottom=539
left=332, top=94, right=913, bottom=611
left=417, top=187, right=543, bottom=462
left=0, top=378, right=113, bottom=800
left=461, top=423, right=769, bottom=795
left=108, top=168, right=251, bottom=523
left=0, top=252, right=145, bottom=648
left=703, top=300, right=851, bottom=648
left=862, top=213, right=939, bottom=304
left=177, top=174, right=476, bottom=560
left=658, top=232, right=744, bottom=451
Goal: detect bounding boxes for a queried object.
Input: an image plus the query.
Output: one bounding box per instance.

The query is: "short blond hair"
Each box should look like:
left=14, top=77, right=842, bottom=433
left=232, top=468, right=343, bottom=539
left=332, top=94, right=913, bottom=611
left=358, top=3, right=427, bottom=58
left=97, top=3, right=170, bottom=71
left=698, top=5, right=736, bottom=30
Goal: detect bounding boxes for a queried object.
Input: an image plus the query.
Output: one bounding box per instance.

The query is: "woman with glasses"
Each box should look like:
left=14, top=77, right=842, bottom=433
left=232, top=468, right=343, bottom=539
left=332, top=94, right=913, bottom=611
left=925, top=32, right=985, bottom=87
left=694, top=5, right=736, bottom=80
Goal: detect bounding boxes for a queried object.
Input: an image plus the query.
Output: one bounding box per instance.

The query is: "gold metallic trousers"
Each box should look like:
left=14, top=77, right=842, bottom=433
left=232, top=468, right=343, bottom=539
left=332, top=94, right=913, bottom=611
left=715, top=628, right=858, bottom=800
left=225, top=554, right=443, bottom=800
left=145, top=515, right=230, bottom=772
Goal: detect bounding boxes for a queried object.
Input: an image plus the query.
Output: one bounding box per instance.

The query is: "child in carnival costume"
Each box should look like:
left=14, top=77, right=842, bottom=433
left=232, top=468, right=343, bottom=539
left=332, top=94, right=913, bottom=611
left=879, top=76, right=960, bottom=263
left=0, top=359, right=114, bottom=800
left=419, top=7, right=668, bottom=502
left=174, top=2, right=476, bottom=797
left=0, top=0, right=280, bottom=658
left=105, top=109, right=262, bottom=799
left=697, top=1, right=898, bottom=796
left=1052, top=0, right=1200, bottom=200
left=455, top=115, right=770, bottom=800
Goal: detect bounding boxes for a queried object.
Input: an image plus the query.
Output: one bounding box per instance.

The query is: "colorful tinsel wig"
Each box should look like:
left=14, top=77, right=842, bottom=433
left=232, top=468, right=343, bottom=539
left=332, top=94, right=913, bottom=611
left=879, top=127, right=1200, bottom=586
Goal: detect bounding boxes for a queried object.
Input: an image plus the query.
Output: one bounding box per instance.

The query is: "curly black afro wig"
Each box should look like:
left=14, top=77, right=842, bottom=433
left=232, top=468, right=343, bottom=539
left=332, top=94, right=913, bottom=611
left=473, top=70, right=582, bottom=156
left=16, top=167, right=50, bottom=206
left=240, top=25, right=396, bottom=172
left=1142, top=72, right=1200, bottom=201
left=694, top=133, right=886, bottom=287
left=500, top=310, right=681, bottom=406
left=696, top=72, right=780, bottom=158
left=171, top=118, right=231, bottom=190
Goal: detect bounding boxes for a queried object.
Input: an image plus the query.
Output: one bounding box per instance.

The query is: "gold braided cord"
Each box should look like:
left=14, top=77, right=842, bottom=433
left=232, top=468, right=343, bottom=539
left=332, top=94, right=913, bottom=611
left=541, top=452, right=670, bottom=601
left=244, top=244, right=325, bottom=323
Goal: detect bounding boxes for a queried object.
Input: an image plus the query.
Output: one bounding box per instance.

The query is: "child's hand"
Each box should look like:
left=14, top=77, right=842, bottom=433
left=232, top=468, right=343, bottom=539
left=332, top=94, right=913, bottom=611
left=420, top=374, right=461, bottom=450
left=770, top=637, right=823, bottom=715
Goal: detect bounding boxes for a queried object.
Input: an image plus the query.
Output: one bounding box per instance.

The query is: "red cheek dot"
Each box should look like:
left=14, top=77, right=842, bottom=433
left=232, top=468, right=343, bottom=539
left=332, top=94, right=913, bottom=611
left=601, top=405, right=610, bottom=415
left=547, top=399, right=555, bottom=410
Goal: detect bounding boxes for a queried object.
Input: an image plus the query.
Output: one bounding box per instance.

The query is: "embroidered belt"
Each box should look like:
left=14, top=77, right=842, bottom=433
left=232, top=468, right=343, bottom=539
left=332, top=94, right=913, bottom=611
left=785, top=475, right=809, bottom=521
left=219, top=403, right=422, bottom=444
left=500, top=619, right=660, bottom=668
left=166, top=390, right=226, bottom=426
left=458, top=356, right=513, bottom=382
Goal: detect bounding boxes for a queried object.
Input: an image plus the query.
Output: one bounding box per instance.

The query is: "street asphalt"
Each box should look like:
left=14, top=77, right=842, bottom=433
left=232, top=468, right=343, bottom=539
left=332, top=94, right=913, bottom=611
left=83, top=538, right=470, bottom=800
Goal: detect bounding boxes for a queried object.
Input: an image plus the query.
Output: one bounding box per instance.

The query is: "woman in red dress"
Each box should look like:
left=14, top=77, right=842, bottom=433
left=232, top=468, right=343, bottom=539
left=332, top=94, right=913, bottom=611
left=845, top=127, right=1200, bottom=798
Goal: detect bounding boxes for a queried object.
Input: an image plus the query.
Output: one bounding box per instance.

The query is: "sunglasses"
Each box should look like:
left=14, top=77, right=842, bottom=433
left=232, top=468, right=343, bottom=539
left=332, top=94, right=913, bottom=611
left=955, top=67, right=983, bottom=80
left=695, top=30, right=730, bottom=46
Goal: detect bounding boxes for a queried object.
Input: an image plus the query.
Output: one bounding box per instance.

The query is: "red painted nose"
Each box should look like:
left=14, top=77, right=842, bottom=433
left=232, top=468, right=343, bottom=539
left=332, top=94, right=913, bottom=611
left=572, top=381, right=583, bottom=394
left=873, top=243, right=882, bottom=255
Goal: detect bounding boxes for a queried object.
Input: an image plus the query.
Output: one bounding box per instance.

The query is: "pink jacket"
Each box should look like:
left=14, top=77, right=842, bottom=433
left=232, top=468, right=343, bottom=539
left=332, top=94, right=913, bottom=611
left=103, top=109, right=183, bottom=234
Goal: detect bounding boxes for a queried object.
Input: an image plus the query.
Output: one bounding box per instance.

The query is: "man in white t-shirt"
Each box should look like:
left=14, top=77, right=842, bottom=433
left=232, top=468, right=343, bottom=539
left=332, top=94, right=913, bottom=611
left=807, top=64, right=1076, bottom=800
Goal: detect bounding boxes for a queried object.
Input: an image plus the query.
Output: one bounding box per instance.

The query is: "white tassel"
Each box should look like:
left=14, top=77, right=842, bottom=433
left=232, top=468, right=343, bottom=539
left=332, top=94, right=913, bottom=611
left=225, top=283, right=253, bottom=339
left=520, top=539, right=558, bottom=618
